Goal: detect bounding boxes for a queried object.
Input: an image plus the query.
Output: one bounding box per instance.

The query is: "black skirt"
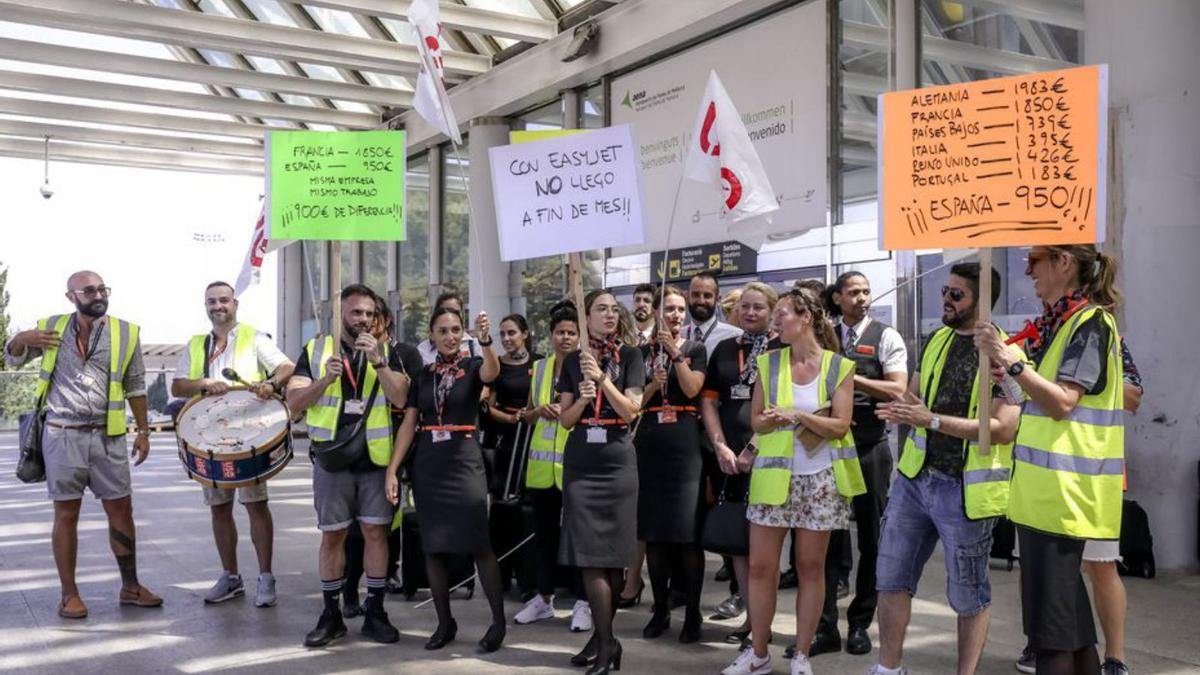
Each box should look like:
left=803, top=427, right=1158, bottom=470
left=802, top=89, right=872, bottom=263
left=1018, top=526, right=1098, bottom=651
left=410, top=432, right=491, bottom=555
left=635, top=413, right=704, bottom=543
left=558, top=426, right=638, bottom=568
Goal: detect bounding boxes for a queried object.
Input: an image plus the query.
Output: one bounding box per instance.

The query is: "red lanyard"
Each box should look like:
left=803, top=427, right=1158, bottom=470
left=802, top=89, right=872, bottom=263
left=208, top=336, right=228, bottom=364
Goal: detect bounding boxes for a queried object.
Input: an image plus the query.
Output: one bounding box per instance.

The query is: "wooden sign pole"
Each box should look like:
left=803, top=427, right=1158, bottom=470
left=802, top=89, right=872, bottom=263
left=330, top=241, right=343, bottom=347
left=977, top=247, right=992, bottom=457
left=567, top=252, right=590, bottom=354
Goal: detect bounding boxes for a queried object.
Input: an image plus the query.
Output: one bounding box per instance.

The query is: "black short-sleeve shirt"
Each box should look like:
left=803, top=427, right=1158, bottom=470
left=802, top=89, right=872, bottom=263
left=640, top=340, right=707, bottom=409
left=407, top=356, right=490, bottom=427
left=703, top=335, right=783, bottom=450
left=920, top=331, right=1001, bottom=478
left=294, top=337, right=409, bottom=430
left=492, top=355, right=541, bottom=411
left=1052, top=313, right=1113, bottom=396
left=556, top=345, right=644, bottom=421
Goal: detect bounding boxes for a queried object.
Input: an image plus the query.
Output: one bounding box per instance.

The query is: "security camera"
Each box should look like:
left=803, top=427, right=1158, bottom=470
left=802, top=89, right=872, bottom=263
left=562, top=20, right=598, bottom=63
left=39, top=183, right=53, bottom=200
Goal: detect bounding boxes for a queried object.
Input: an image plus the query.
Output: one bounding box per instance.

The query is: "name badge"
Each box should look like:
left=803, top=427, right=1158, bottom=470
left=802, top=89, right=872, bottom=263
left=77, top=373, right=97, bottom=388
left=343, top=399, right=366, bottom=415
left=541, top=423, right=558, bottom=441
left=730, top=384, right=751, bottom=400
left=657, top=409, right=678, bottom=424
left=431, top=430, right=451, bottom=443
left=586, top=427, right=607, bottom=444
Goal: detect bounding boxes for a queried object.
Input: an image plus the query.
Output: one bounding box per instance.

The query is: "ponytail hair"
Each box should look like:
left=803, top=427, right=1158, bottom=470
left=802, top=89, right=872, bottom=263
left=1048, top=245, right=1122, bottom=312
left=783, top=286, right=839, bottom=351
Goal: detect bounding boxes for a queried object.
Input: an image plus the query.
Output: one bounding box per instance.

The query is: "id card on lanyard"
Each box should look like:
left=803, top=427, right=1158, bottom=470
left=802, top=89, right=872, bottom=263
left=587, top=386, right=607, bottom=444
left=730, top=348, right=752, bottom=400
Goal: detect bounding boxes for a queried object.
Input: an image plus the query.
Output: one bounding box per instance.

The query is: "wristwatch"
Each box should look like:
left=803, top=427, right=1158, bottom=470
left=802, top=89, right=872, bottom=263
left=136, top=428, right=151, bottom=438
left=1007, top=361, right=1026, bottom=378
left=929, top=415, right=942, bottom=431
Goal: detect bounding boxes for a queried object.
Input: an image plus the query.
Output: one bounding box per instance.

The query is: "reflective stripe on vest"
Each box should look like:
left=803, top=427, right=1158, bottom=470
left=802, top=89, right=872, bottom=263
left=1008, top=306, right=1124, bottom=539
left=526, top=355, right=566, bottom=490
left=35, top=314, right=138, bottom=436
left=303, top=335, right=393, bottom=466
left=747, top=348, right=867, bottom=506
left=897, top=325, right=1017, bottom=519
left=187, top=323, right=264, bottom=382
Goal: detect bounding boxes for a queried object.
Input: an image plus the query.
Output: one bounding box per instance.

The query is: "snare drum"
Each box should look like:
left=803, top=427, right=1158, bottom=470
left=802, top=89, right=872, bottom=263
left=175, top=389, right=293, bottom=489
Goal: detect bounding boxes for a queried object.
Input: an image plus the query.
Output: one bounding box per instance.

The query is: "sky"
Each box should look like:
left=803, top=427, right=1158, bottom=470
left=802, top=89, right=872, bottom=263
left=0, top=22, right=277, bottom=346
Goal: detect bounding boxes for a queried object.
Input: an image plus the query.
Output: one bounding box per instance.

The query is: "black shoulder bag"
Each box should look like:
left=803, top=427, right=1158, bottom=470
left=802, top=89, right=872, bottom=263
left=701, top=466, right=751, bottom=557
left=311, top=376, right=381, bottom=473
left=16, top=405, right=46, bottom=484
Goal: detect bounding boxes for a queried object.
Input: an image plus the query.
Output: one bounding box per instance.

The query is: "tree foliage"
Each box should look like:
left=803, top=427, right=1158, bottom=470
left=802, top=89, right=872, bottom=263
left=0, top=262, right=36, bottom=428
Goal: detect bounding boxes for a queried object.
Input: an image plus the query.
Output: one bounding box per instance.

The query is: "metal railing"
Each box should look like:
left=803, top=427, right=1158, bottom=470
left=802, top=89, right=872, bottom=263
left=0, top=368, right=179, bottom=431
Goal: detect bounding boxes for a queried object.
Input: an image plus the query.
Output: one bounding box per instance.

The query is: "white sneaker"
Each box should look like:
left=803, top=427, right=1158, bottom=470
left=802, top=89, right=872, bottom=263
left=204, top=572, right=244, bottom=604
left=723, top=648, right=772, bottom=675
left=570, top=599, right=593, bottom=633
left=255, top=573, right=276, bottom=608
left=867, top=665, right=908, bottom=675
left=514, top=594, right=555, bottom=625
left=791, top=653, right=814, bottom=675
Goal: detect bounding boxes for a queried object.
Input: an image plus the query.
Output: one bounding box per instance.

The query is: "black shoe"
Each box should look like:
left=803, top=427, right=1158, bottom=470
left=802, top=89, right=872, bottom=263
left=571, top=633, right=599, bottom=667
left=846, top=626, right=872, bottom=655
left=616, top=585, right=643, bottom=609
left=585, top=638, right=622, bottom=675
left=642, top=609, right=670, bottom=639
left=424, top=618, right=458, bottom=650
left=361, top=609, right=400, bottom=643
left=724, top=626, right=751, bottom=645
left=836, top=578, right=850, bottom=599
left=784, top=644, right=795, bottom=660
left=385, top=574, right=403, bottom=595
left=809, top=629, right=842, bottom=657
left=304, top=609, right=348, bottom=648
left=678, top=613, right=701, bottom=644
left=478, top=623, right=506, bottom=653
left=714, top=563, right=732, bottom=583
left=778, top=568, right=798, bottom=590
left=342, top=593, right=364, bottom=619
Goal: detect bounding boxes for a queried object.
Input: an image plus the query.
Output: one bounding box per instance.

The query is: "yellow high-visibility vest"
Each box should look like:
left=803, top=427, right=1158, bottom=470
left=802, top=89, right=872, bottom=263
left=525, top=355, right=568, bottom=490
left=748, top=348, right=867, bottom=506
left=1009, top=306, right=1124, bottom=539
left=187, top=323, right=264, bottom=382
left=35, top=314, right=139, bottom=436
left=304, top=335, right=393, bottom=467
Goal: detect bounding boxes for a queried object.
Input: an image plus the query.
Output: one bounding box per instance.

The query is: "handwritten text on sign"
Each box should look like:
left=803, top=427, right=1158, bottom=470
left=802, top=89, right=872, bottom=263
left=879, top=64, right=1108, bottom=250
left=489, top=124, right=646, bottom=261
left=267, top=130, right=406, bottom=242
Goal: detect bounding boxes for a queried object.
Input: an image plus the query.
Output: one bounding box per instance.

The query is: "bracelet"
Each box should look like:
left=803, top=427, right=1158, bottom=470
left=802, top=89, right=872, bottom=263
left=478, top=337, right=493, bottom=346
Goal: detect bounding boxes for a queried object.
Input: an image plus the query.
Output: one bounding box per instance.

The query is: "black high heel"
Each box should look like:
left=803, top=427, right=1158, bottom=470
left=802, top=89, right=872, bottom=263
left=616, top=585, right=643, bottom=609
left=570, top=633, right=599, bottom=667
left=678, top=612, right=701, bottom=644
left=478, top=623, right=506, bottom=653
left=424, top=618, right=457, bottom=650
left=585, top=638, right=622, bottom=674
left=642, top=609, right=670, bottom=638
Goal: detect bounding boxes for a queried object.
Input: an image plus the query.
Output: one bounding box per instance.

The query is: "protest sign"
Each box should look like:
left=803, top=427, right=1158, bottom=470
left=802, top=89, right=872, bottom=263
left=510, top=129, right=586, bottom=144
left=489, top=124, right=645, bottom=261
left=878, top=64, right=1108, bottom=250
left=266, top=130, right=406, bottom=241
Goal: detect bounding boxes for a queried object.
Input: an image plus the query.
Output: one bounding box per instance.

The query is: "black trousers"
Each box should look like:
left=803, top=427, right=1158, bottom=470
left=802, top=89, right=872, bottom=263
left=820, top=436, right=893, bottom=633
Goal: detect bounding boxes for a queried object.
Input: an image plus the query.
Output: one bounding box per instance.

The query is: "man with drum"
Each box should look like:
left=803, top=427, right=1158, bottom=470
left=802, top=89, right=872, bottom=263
left=6, top=270, right=161, bottom=619
left=287, top=284, right=413, bottom=647
left=171, top=281, right=295, bottom=608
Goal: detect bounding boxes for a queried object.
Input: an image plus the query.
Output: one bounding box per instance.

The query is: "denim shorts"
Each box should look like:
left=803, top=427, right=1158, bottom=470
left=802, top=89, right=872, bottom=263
left=876, top=469, right=995, bottom=616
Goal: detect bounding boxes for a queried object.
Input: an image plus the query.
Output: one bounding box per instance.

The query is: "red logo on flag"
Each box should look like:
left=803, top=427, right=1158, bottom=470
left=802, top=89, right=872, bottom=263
left=699, top=102, right=721, bottom=157
left=721, top=167, right=742, bottom=210
left=249, top=213, right=267, bottom=267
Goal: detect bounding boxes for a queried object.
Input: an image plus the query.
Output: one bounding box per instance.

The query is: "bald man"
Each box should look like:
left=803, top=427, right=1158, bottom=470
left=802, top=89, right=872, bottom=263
left=7, top=271, right=161, bottom=619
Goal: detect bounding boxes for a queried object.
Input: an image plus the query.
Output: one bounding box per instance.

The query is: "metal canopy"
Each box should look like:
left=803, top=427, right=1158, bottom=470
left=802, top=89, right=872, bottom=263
left=0, top=0, right=585, bottom=175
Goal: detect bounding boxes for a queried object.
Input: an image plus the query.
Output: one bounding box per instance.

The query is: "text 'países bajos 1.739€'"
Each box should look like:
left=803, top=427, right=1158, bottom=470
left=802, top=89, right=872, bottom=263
left=878, top=64, right=1108, bottom=250
left=266, top=130, right=407, bottom=242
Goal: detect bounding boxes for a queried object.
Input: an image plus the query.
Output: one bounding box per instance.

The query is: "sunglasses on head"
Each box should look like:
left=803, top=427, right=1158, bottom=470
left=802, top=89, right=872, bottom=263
left=1025, top=250, right=1054, bottom=266
left=941, top=286, right=966, bottom=302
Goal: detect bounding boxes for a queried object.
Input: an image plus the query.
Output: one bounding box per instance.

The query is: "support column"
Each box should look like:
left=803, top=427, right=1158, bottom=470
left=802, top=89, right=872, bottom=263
left=892, top=0, right=921, bottom=360
left=278, top=239, right=303, bottom=358
left=1086, top=0, right=1200, bottom=570
left=467, top=117, right=512, bottom=327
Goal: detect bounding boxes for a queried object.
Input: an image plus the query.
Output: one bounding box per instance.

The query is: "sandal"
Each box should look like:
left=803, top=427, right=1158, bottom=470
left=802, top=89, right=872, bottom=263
left=119, top=586, right=163, bottom=608
left=58, top=595, right=88, bottom=619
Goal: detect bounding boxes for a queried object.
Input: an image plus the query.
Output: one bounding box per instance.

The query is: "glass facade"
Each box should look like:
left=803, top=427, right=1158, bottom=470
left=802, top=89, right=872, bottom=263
left=442, top=141, right=471, bottom=307
left=400, top=154, right=432, bottom=342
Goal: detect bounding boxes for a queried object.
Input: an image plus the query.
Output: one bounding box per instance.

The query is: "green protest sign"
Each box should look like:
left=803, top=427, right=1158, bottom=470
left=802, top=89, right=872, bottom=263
left=267, top=130, right=406, bottom=241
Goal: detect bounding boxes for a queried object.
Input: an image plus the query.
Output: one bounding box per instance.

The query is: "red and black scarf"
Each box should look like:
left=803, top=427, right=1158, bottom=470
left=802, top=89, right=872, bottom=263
left=588, top=334, right=622, bottom=382
left=432, top=352, right=466, bottom=419
left=1010, top=290, right=1089, bottom=361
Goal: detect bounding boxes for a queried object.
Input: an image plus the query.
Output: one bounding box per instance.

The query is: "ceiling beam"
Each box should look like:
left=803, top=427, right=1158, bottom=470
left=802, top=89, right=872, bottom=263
left=0, top=69, right=379, bottom=128
left=0, top=136, right=262, bottom=175
left=301, top=0, right=556, bottom=42
left=0, top=0, right=490, bottom=78
left=0, top=37, right=412, bottom=108
left=954, top=0, right=1085, bottom=31
left=0, top=117, right=262, bottom=157
left=843, top=20, right=1075, bottom=75
left=0, top=95, right=271, bottom=141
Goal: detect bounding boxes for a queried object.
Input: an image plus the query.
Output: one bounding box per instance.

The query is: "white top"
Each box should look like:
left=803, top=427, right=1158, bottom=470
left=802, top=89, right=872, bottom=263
left=791, top=378, right=833, bottom=476
left=175, top=323, right=290, bottom=383
left=840, top=316, right=909, bottom=375
left=685, top=316, right=743, bottom=355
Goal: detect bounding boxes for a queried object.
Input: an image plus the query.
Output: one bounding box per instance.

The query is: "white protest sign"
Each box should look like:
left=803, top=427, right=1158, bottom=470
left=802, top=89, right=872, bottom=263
left=489, top=123, right=646, bottom=262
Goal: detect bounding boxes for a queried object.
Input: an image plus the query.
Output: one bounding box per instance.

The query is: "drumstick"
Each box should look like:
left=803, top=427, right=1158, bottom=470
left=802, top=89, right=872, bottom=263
left=221, top=368, right=249, bottom=387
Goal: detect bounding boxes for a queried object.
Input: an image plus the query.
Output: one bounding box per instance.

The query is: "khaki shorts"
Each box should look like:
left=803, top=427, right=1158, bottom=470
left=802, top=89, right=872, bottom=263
left=203, top=483, right=269, bottom=507
left=42, top=425, right=132, bottom=501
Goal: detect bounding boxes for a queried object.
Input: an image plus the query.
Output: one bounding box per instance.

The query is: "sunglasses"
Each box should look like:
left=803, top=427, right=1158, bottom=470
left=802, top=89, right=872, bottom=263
left=941, top=286, right=966, bottom=302
left=1025, top=251, right=1053, bottom=267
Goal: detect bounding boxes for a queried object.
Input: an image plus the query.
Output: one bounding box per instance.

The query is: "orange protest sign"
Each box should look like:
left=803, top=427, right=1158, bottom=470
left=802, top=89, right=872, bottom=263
left=878, top=64, right=1108, bottom=250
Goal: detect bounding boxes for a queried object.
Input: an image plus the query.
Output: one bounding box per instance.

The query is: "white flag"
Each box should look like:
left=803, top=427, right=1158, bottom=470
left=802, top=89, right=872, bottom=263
left=409, top=0, right=462, bottom=145
left=683, top=71, right=779, bottom=232
left=233, top=209, right=268, bottom=297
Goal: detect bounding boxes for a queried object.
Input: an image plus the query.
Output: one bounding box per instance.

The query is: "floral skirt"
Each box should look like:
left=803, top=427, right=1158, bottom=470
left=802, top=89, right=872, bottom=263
left=746, top=468, right=851, bottom=531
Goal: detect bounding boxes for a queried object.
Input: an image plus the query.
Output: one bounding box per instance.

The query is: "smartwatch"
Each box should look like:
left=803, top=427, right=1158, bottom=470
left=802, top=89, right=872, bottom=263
left=1007, top=361, right=1026, bottom=378
left=929, top=415, right=942, bottom=431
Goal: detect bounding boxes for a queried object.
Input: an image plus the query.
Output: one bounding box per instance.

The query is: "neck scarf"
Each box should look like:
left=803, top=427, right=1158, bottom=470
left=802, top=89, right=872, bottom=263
left=433, top=352, right=465, bottom=420
left=589, top=334, right=622, bottom=382
left=1023, top=290, right=1088, bottom=361
left=739, top=330, right=772, bottom=384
